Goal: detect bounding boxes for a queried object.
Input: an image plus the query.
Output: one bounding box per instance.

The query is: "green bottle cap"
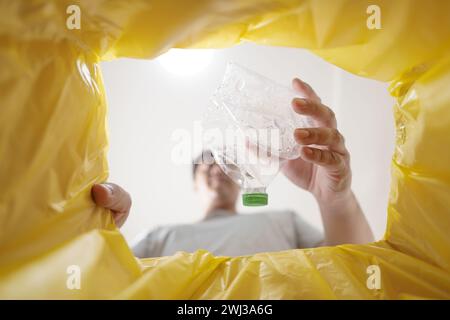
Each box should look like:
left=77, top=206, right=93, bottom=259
left=242, top=193, right=268, bottom=206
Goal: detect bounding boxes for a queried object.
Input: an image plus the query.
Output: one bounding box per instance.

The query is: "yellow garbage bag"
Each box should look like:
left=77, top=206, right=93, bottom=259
left=1, top=0, right=450, bottom=299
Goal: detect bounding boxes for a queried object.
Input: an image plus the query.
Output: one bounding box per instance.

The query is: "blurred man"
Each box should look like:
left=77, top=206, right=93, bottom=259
left=92, top=77, right=374, bottom=258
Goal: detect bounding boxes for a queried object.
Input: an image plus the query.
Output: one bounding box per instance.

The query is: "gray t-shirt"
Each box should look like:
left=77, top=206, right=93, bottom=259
left=131, top=210, right=323, bottom=258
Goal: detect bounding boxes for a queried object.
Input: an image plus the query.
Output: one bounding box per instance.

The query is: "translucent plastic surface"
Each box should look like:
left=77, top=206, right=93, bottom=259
left=203, top=63, right=313, bottom=197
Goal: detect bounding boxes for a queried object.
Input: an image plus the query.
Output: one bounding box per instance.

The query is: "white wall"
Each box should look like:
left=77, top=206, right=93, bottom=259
left=101, top=42, right=395, bottom=243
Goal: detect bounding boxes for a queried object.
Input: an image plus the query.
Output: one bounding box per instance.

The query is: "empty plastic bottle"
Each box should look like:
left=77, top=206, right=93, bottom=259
left=203, top=63, right=313, bottom=206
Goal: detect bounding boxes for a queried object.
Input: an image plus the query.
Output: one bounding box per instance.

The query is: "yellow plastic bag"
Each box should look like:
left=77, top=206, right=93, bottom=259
left=1, top=0, right=450, bottom=299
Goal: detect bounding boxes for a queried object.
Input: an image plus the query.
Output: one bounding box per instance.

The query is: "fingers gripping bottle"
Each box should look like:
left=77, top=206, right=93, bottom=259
left=203, top=63, right=313, bottom=206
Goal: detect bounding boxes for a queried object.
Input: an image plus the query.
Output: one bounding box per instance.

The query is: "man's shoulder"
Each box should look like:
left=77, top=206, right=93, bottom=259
left=234, top=209, right=298, bottom=224
left=132, top=225, right=170, bottom=242
left=252, top=209, right=297, bottom=219
left=133, top=211, right=298, bottom=240
left=134, top=221, right=195, bottom=239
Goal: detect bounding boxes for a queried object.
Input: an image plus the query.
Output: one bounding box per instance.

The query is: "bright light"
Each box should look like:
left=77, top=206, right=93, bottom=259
left=157, top=49, right=215, bottom=76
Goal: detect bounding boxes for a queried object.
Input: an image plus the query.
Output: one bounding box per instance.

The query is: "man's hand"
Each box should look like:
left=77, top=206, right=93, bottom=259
left=282, top=78, right=351, bottom=204
left=283, top=78, right=374, bottom=245
left=91, top=183, right=131, bottom=228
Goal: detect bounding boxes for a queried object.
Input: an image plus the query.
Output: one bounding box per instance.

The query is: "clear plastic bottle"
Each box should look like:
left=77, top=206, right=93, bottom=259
left=203, top=63, right=313, bottom=206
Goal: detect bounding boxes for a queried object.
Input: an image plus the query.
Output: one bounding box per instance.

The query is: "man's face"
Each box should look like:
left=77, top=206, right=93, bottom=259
left=194, top=162, right=240, bottom=207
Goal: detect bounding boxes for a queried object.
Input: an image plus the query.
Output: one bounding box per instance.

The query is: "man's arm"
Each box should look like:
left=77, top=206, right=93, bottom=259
left=283, top=78, right=374, bottom=246
left=318, top=191, right=374, bottom=246
left=92, top=183, right=164, bottom=258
